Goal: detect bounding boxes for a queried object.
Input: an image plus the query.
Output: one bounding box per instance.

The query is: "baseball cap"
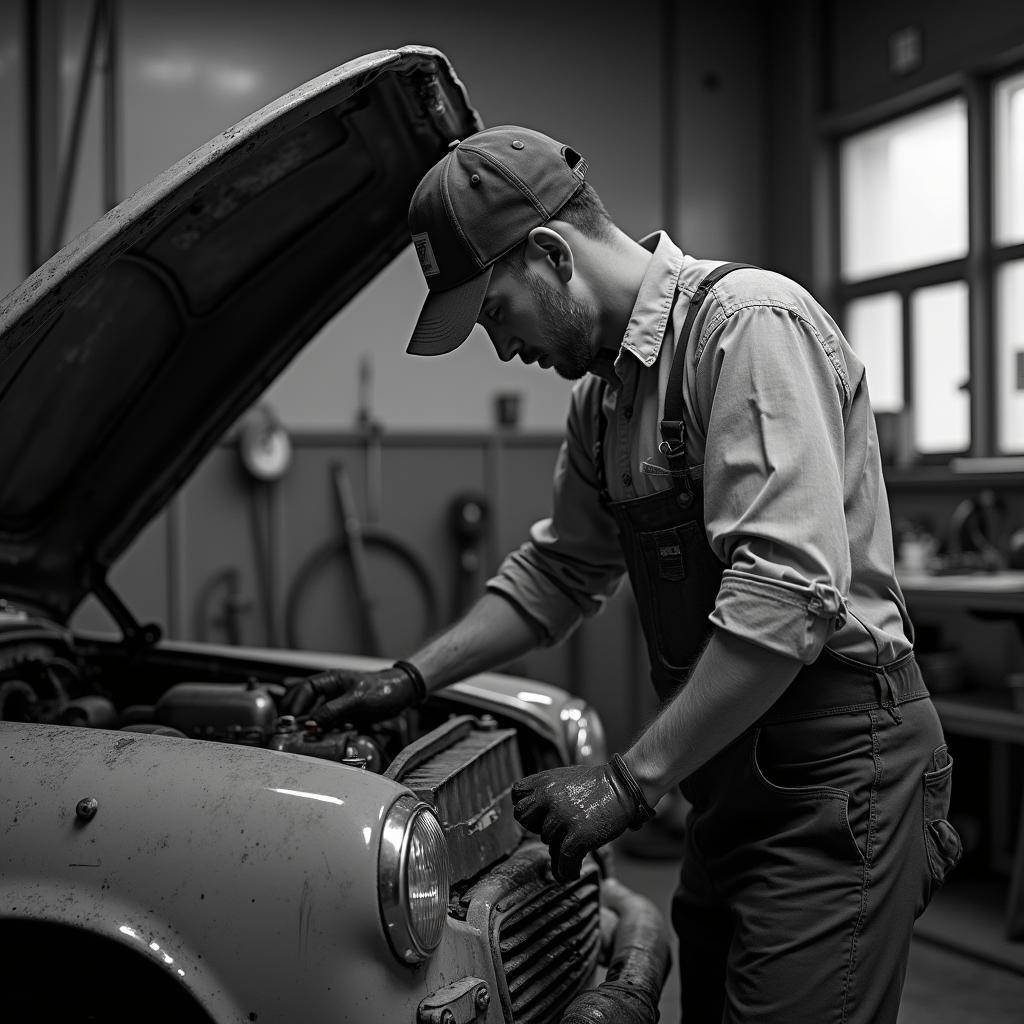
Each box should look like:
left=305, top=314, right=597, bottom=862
left=406, top=125, right=588, bottom=356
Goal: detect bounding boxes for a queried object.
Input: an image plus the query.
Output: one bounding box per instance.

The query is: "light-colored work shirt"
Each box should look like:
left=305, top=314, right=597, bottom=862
left=486, top=230, right=914, bottom=667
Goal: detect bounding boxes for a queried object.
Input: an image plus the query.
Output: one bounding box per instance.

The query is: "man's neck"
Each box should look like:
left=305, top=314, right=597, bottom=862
left=590, top=232, right=655, bottom=355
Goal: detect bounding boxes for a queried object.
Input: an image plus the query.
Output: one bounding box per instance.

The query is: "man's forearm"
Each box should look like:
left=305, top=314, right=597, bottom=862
left=623, top=629, right=803, bottom=805
left=408, top=592, right=543, bottom=691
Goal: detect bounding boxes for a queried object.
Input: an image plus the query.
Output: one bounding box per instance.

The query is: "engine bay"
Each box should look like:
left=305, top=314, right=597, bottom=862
left=0, top=611, right=554, bottom=892
left=0, top=609, right=560, bottom=780
left=0, top=623, right=407, bottom=771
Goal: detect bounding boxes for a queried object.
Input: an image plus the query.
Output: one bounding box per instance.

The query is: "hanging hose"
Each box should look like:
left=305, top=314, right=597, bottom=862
left=559, top=876, right=671, bottom=1024
left=284, top=462, right=440, bottom=654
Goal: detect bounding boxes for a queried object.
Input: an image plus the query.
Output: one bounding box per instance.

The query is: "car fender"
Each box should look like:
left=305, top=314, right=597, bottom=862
left=0, top=720, right=490, bottom=1021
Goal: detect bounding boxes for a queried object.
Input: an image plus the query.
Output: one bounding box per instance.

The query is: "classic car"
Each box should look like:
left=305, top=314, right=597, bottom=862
left=0, top=46, right=668, bottom=1023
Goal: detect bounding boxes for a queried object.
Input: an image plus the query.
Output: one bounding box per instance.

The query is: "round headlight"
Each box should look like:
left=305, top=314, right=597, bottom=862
left=378, top=796, right=450, bottom=964
left=560, top=699, right=607, bottom=766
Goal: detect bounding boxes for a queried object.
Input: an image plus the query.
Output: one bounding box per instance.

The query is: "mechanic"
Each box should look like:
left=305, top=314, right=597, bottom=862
left=282, top=126, right=963, bottom=1023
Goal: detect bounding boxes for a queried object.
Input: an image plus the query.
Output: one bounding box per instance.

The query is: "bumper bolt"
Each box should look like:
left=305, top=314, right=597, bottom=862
left=439, top=1011, right=455, bottom=1024
left=75, top=797, right=98, bottom=822
left=474, top=987, right=490, bottom=1011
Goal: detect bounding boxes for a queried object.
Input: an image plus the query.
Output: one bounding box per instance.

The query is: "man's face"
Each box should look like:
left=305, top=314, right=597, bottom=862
left=477, top=259, right=597, bottom=381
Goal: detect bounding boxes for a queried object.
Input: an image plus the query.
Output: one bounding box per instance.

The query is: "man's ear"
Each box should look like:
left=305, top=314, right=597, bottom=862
left=525, top=226, right=573, bottom=284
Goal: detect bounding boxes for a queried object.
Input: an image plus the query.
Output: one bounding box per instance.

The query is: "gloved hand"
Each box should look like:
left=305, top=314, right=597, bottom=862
left=511, top=755, right=656, bottom=883
left=278, top=660, right=426, bottom=728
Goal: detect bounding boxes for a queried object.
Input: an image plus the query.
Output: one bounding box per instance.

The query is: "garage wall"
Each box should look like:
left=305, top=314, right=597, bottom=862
left=75, top=434, right=660, bottom=754
left=0, top=4, right=24, bottom=299
left=828, top=0, right=1024, bottom=113
left=23, top=1, right=768, bottom=751
left=5, top=0, right=775, bottom=434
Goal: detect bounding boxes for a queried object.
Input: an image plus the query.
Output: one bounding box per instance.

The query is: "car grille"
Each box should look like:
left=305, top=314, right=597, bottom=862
left=459, top=843, right=601, bottom=1024
left=496, top=864, right=601, bottom=1022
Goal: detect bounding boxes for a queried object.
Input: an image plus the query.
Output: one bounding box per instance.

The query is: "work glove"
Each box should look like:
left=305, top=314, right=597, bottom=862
left=278, top=660, right=426, bottom=728
left=511, top=755, right=656, bottom=884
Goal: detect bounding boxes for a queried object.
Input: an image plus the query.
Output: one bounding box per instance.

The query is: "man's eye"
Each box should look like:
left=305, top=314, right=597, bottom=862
left=485, top=303, right=501, bottom=322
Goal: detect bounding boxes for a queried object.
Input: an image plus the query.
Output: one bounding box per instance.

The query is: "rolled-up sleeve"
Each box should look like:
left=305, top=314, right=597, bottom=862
left=486, top=385, right=628, bottom=645
left=697, top=302, right=851, bottom=662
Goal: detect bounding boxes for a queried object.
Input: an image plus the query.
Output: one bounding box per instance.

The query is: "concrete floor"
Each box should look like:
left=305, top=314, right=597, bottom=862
left=611, top=847, right=1024, bottom=1023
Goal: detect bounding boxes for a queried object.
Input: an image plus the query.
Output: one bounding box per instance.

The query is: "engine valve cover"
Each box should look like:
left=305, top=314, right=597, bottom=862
left=154, top=681, right=277, bottom=743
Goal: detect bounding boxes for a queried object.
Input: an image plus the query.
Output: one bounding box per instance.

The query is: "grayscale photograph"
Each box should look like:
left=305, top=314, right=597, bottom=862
left=1, top=2, right=1023, bottom=1021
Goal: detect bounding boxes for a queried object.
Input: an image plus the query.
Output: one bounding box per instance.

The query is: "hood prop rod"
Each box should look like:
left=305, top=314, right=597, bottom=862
left=92, top=577, right=162, bottom=649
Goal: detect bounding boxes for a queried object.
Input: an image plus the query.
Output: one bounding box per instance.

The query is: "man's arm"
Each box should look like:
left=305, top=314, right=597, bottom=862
left=410, top=592, right=544, bottom=690
left=510, top=628, right=804, bottom=882
left=622, top=628, right=803, bottom=806
left=280, top=592, right=543, bottom=725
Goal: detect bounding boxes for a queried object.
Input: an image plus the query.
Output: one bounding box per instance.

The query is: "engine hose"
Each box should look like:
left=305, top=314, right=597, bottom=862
left=558, top=876, right=671, bottom=1024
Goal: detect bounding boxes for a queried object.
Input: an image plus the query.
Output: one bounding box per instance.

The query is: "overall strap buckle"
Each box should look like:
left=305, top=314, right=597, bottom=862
left=658, top=420, right=687, bottom=467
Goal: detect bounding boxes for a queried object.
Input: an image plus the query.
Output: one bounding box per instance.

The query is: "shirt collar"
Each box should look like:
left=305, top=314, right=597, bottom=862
left=616, top=231, right=684, bottom=371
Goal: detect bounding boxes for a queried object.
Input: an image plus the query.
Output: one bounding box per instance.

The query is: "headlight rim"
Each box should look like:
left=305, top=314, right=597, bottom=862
left=560, top=698, right=607, bottom=766
left=378, top=794, right=449, bottom=965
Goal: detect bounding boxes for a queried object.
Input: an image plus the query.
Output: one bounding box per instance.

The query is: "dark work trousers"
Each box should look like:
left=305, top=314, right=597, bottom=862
left=594, top=265, right=962, bottom=1022
left=673, top=651, right=962, bottom=1023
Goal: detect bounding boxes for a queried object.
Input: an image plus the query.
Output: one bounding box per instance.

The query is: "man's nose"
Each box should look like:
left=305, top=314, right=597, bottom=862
left=493, top=334, right=522, bottom=363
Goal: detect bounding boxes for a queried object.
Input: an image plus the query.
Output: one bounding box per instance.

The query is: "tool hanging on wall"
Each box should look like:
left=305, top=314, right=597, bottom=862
left=285, top=461, right=440, bottom=656
left=237, top=402, right=293, bottom=647
left=193, top=567, right=251, bottom=645
left=448, top=492, right=491, bottom=619
left=356, top=353, right=384, bottom=526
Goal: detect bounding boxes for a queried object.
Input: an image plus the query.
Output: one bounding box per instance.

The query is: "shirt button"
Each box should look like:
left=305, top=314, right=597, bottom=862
left=623, top=405, right=633, bottom=419
left=622, top=473, right=633, bottom=487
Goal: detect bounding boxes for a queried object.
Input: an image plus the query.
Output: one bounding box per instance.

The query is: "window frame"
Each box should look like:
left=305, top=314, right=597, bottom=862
left=822, top=60, right=1024, bottom=464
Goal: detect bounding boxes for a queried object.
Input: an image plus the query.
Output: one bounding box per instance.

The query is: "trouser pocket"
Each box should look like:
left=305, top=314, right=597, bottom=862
left=748, top=718, right=870, bottom=865
left=921, top=744, right=963, bottom=901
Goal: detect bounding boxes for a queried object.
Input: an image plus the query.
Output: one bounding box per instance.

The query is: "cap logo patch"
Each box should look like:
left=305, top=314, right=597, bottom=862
left=412, top=231, right=440, bottom=277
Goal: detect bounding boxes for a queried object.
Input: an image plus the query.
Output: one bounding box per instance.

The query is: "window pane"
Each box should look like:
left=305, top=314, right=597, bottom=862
left=994, top=71, right=1024, bottom=245
left=911, top=282, right=969, bottom=453
left=840, top=99, right=968, bottom=281
left=996, top=260, right=1024, bottom=453
left=845, top=293, right=903, bottom=411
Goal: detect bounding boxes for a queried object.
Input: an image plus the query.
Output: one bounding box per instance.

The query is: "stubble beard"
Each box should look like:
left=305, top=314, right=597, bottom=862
left=528, top=274, right=597, bottom=381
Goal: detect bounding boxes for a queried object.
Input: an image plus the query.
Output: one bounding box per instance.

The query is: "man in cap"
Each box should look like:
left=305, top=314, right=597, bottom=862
left=282, top=126, right=962, bottom=1022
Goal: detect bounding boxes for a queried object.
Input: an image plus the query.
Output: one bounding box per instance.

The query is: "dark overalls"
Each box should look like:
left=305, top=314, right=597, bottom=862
left=595, top=265, right=963, bottom=1023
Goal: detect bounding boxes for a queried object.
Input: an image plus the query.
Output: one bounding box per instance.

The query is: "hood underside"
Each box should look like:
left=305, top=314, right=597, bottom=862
left=0, top=45, right=481, bottom=619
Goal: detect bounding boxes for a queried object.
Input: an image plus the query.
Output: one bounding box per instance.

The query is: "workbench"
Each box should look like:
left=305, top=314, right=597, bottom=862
left=899, top=571, right=1024, bottom=940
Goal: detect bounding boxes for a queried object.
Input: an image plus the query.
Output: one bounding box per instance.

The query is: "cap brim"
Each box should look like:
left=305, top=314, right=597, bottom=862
left=406, top=266, right=493, bottom=356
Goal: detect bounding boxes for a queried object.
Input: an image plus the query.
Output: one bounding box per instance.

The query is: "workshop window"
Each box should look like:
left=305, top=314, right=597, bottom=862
left=996, top=260, right=1024, bottom=453
left=838, top=98, right=970, bottom=459
left=845, top=292, right=902, bottom=412
left=837, top=71, right=1024, bottom=461
left=993, top=71, right=1024, bottom=454
left=911, top=281, right=970, bottom=453
left=994, top=70, right=1024, bottom=246
left=839, top=99, right=968, bottom=282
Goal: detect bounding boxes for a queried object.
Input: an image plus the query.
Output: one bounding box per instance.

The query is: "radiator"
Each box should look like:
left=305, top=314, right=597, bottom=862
left=385, top=714, right=523, bottom=882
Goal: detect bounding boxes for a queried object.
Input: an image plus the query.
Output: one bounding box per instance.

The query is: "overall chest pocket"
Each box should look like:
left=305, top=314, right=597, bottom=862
left=632, top=521, right=723, bottom=674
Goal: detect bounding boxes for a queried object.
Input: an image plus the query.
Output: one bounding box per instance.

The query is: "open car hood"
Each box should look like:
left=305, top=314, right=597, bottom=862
left=0, top=46, right=481, bottom=619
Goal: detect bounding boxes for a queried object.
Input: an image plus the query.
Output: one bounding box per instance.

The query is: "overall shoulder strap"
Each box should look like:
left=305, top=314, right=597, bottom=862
left=660, top=262, right=756, bottom=468
left=592, top=378, right=611, bottom=504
